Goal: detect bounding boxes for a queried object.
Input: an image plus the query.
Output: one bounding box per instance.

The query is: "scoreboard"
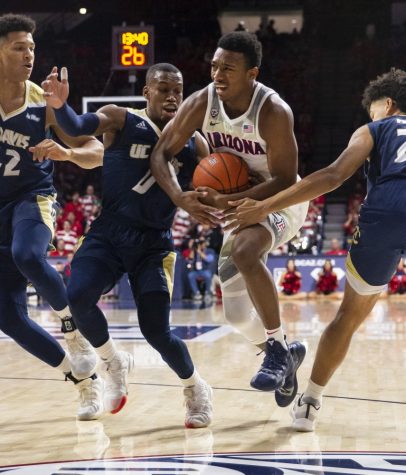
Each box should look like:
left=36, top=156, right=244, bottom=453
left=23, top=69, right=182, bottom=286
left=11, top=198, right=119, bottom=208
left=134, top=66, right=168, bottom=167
left=112, top=25, right=154, bottom=70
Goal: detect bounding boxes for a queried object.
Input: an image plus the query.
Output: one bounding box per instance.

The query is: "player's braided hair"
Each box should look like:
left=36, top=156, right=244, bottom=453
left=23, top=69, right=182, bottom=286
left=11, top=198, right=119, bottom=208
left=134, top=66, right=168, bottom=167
left=217, top=31, right=262, bottom=69
left=362, top=68, right=406, bottom=113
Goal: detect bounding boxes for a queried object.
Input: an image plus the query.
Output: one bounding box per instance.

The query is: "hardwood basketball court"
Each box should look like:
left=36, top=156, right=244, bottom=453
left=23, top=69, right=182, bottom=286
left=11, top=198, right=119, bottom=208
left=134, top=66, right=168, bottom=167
left=0, top=298, right=405, bottom=473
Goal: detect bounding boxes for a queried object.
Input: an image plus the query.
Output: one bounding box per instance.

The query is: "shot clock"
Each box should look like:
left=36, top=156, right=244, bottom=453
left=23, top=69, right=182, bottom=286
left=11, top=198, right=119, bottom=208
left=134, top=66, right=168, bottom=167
left=112, top=26, right=154, bottom=70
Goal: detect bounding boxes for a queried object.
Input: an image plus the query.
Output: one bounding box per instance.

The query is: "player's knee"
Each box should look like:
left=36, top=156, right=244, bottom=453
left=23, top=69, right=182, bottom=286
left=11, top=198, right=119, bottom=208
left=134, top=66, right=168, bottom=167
left=67, top=282, right=93, bottom=313
left=142, top=328, right=172, bottom=350
left=12, top=247, right=42, bottom=274
left=231, top=237, right=258, bottom=273
left=0, top=300, right=23, bottom=337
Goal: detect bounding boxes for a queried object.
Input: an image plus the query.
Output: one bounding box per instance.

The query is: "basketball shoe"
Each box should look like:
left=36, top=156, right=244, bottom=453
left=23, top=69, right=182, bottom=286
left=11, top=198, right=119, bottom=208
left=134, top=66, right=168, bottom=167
left=275, top=341, right=306, bottom=407
left=62, top=317, right=98, bottom=380
left=250, top=338, right=293, bottom=391
left=74, top=374, right=105, bottom=421
left=102, top=351, right=135, bottom=414
left=184, top=380, right=213, bottom=428
left=291, top=393, right=321, bottom=432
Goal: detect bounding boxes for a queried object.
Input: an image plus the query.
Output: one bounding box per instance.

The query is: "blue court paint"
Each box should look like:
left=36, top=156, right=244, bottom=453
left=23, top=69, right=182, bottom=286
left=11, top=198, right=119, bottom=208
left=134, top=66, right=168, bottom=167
left=2, top=452, right=406, bottom=474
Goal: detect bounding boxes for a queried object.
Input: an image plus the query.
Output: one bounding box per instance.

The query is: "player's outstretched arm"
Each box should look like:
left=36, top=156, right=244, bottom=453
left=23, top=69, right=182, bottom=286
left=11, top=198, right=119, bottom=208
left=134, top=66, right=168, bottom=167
left=29, top=135, right=103, bottom=169
left=33, top=109, right=104, bottom=168
left=43, top=67, right=125, bottom=136
left=225, top=125, right=374, bottom=230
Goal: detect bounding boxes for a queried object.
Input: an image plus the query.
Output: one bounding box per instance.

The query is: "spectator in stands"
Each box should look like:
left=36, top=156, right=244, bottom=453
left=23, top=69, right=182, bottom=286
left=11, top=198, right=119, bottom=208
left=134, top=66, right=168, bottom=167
left=49, top=239, right=69, bottom=258
left=63, top=191, right=84, bottom=222
left=63, top=252, right=74, bottom=283
left=308, top=259, right=343, bottom=300
left=79, top=184, right=98, bottom=217
left=172, top=208, right=192, bottom=251
left=343, top=210, right=359, bottom=248
left=387, top=258, right=406, bottom=296
left=325, top=238, right=347, bottom=256
left=278, top=259, right=307, bottom=299
left=83, top=203, right=101, bottom=234
left=55, top=220, right=78, bottom=253
left=348, top=182, right=365, bottom=213
left=184, top=238, right=215, bottom=301
left=65, top=211, right=84, bottom=237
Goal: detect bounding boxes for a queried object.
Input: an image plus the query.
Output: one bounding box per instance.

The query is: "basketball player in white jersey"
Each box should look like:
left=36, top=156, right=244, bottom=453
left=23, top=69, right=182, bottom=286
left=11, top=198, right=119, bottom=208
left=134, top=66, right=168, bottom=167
left=150, top=31, right=308, bottom=407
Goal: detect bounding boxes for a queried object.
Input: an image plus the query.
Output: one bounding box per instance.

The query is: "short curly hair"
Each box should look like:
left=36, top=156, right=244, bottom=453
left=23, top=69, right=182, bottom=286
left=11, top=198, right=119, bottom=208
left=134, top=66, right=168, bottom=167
left=217, top=31, right=262, bottom=69
left=0, top=13, right=35, bottom=39
left=362, top=68, right=406, bottom=113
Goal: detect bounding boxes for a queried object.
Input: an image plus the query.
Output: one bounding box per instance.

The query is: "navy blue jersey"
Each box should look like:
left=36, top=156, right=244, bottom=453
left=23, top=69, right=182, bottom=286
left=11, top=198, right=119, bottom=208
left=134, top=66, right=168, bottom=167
left=102, top=108, right=198, bottom=229
left=0, top=81, right=54, bottom=201
left=364, top=115, right=406, bottom=210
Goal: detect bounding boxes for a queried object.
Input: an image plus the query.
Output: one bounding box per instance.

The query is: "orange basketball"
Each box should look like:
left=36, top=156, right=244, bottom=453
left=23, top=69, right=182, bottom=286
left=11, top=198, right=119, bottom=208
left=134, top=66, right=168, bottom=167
left=192, top=152, right=249, bottom=194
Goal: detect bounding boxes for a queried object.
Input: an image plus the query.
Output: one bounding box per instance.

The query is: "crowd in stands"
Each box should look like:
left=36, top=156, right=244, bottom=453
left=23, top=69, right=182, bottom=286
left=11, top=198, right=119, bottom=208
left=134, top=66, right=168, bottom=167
left=33, top=3, right=406, bottom=304
left=47, top=185, right=101, bottom=267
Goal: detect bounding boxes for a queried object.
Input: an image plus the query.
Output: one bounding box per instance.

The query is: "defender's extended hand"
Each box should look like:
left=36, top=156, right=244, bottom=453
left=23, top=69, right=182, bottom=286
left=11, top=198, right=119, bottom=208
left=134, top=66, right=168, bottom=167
left=41, top=66, right=69, bottom=109
left=224, top=197, right=269, bottom=233
left=177, top=191, right=221, bottom=226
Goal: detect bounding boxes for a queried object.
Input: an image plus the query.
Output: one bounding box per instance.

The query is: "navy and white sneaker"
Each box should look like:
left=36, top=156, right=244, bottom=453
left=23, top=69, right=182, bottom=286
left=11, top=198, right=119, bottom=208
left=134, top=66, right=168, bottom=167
left=250, top=338, right=293, bottom=391
left=275, top=341, right=306, bottom=407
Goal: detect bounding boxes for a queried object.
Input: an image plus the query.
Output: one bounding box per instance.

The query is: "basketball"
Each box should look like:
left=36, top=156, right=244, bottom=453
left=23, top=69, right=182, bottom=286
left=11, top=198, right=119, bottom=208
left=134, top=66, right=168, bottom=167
left=192, top=152, right=249, bottom=194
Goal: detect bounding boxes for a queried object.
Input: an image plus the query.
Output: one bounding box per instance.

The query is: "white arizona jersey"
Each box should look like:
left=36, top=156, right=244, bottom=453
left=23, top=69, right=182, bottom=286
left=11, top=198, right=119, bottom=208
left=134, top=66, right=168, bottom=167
left=202, top=81, right=309, bottom=251
left=201, top=81, right=275, bottom=179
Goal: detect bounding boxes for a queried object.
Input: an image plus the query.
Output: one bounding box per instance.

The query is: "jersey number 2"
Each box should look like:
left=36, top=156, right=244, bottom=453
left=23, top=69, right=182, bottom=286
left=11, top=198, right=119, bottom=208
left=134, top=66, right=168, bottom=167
left=395, top=141, right=406, bottom=164
left=1, top=149, right=21, bottom=176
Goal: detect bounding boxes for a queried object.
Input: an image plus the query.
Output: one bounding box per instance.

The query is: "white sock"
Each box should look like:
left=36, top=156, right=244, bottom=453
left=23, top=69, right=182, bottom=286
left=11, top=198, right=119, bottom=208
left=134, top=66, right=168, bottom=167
left=95, top=338, right=118, bottom=362
left=265, top=326, right=287, bottom=349
left=56, top=355, right=72, bottom=374
left=180, top=369, right=204, bottom=388
left=304, top=379, right=325, bottom=402
left=54, top=306, right=72, bottom=320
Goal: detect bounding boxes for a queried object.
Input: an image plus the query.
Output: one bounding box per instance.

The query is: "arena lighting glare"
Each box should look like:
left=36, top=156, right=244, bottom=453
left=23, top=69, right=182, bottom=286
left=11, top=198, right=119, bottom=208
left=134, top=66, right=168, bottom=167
left=79, top=7, right=87, bottom=14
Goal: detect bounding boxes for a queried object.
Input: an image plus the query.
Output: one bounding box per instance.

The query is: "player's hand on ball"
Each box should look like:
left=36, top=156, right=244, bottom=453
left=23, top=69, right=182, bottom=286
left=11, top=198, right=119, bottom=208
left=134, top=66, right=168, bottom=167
left=196, top=186, right=228, bottom=210
left=177, top=191, right=221, bottom=226
left=42, top=66, right=69, bottom=109
left=224, top=198, right=268, bottom=233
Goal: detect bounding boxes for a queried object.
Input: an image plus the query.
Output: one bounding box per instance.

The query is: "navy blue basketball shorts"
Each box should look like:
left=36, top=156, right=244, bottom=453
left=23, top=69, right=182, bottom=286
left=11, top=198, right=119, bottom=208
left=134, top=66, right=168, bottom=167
left=0, top=192, right=57, bottom=265
left=346, top=207, right=406, bottom=295
left=72, top=215, right=176, bottom=301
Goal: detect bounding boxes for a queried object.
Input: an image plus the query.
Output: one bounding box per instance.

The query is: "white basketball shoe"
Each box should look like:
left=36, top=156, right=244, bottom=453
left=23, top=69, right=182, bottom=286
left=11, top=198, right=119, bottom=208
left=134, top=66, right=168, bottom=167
left=102, top=351, right=135, bottom=414
left=64, top=329, right=98, bottom=380
left=76, top=375, right=105, bottom=421
left=291, top=393, right=321, bottom=432
left=184, top=380, right=213, bottom=428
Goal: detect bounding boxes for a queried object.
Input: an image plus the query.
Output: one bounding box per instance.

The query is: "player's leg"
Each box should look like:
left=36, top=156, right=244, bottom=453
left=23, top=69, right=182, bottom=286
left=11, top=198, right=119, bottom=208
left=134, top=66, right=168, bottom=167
left=218, top=236, right=268, bottom=345
left=0, top=256, right=104, bottom=420
left=134, top=250, right=212, bottom=428
left=230, top=225, right=303, bottom=393
left=292, top=282, right=381, bottom=432
left=67, top=243, right=133, bottom=415
left=11, top=196, right=96, bottom=376
left=220, top=205, right=307, bottom=402
left=292, top=211, right=400, bottom=431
